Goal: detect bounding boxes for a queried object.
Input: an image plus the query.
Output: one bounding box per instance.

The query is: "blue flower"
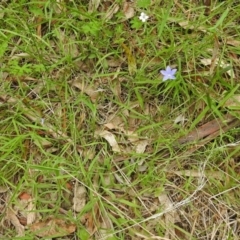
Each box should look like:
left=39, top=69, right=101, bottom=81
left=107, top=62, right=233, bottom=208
left=160, top=66, right=177, bottom=81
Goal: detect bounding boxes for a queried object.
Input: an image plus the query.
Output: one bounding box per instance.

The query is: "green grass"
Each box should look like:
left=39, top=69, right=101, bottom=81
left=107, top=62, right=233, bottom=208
left=0, top=0, right=240, bottom=239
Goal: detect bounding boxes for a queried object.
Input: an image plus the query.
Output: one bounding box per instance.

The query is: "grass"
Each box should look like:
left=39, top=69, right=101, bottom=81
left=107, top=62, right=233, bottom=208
left=0, top=0, right=240, bottom=239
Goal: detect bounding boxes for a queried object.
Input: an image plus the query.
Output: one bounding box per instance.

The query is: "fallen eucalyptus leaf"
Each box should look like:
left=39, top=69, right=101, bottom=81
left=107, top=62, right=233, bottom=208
left=95, top=130, right=121, bottom=152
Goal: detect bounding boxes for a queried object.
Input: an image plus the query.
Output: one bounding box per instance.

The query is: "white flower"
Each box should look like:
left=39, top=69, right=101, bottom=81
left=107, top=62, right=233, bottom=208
left=139, top=12, right=149, bottom=22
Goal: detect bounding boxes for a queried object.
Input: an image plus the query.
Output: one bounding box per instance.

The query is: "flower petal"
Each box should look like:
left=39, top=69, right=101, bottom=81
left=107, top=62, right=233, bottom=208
left=163, top=76, right=169, bottom=81
left=139, top=13, right=149, bottom=22
left=160, top=70, right=167, bottom=75
left=166, top=66, right=172, bottom=72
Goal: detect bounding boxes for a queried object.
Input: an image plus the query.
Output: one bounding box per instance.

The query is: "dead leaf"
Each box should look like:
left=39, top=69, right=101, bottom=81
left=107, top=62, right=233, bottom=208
left=104, top=115, right=124, bottom=130
left=132, top=140, right=149, bottom=172
left=0, top=186, right=9, bottom=193
left=104, top=4, right=119, bottom=21
left=71, top=78, right=99, bottom=102
left=137, top=165, right=148, bottom=172
left=95, top=210, right=114, bottom=240
left=95, top=129, right=121, bottom=152
left=0, top=6, right=4, bottom=19
left=88, top=0, right=101, bottom=13
left=174, top=114, right=186, bottom=125
left=107, top=57, right=123, bottom=67
left=54, top=0, right=66, bottom=14
left=226, top=38, right=240, bottom=47
left=123, top=1, right=135, bottom=19
left=103, top=112, right=139, bottom=142
left=176, top=114, right=236, bottom=145
left=200, top=58, right=211, bottom=66
left=19, top=192, right=31, bottom=201
left=6, top=208, right=25, bottom=236
left=57, top=30, right=79, bottom=58
left=30, top=217, right=76, bottom=237
left=127, top=131, right=139, bottom=143
left=110, top=79, right=122, bottom=98
left=172, top=170, right=224, bottom=179
left=121, top=43, right=137, bottom=76
left=82, top=147, right=96, bottom=160
left=10, top=52, right=30, bottom=60
left=209, top=37, right=220, bottom=75
left=72, top=183, right=87, bottom=213
left=15, top=193, right=38, bottom=226
left=200, top=58, right=235, bottom=78
left=26, top=200, right=36, bottom=225
left=178, top=20, right=207, bottom=32
left=224, top=95, right=240, bottom=109
left=135, top=139, right=148, bottom=154
left=35, top=16, right=42, bottom=37
left=35, top=137, right=52, bottom=148
left=113, top=172, right=124, bottom=184
left=84, top=212, right=96, bottom=235
left=158, top=192, right=180, bottom=239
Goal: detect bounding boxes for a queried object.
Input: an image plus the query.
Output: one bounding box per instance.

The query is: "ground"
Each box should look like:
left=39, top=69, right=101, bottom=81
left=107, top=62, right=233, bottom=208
left=0, top=0, right=240, bottom=239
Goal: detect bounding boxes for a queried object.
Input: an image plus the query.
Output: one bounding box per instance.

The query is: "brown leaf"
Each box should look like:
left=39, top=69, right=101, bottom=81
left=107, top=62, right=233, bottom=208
left=226, top=38, right=240, bottom=47
left=169, top=18, right=207, bottom=32
left=104, top=115, right=124, bottom=131
left=107, top=57, right=123, bottom=67
left=14, top=193, right=38, bottom=226
left=172, top=170, right=224, bottom=179
left=88, top=0, right=101, bottom=13
left=84, top=212, right=96, bottom=235
left=30, top=217, right=76, bottom=237
left=134, top=139, right=149, bottom=172
left=95, top=129, right=121, bottom=152
left=158, top=192, right=180, bottom=239
left=104, top=4, right=119, bottom=21
left=19, top=192, right=31, bottom=201
left=121, top=43, right=137, bottom=76
left=174, top=114, right=186, bottom=125
left=57, top=30, right=79, bottom=58
left=224, top=95, right=240, bottom=109
left=176, top=114, right=236, bottom=145
left=6, top=208, right=25, bottom=236
left=71, top=78, right=99, bottom=102
left=95, top=210, right=114, bottom=240
left=123, top=1, right=135, bottom=19
left=103, top=111, right=139, bottom=142
left=0, top=9, right=4, bottom=19
left=200, top=57, right=235, bottom=77
left=72, top=183, right=87, bottom=213
left=26, top=200, right=36, bottom=225
left=0, top=186, right=9, bottom=193
left=53, top=0, right=66, bottom=14
left=135, top=139, right=148, bottom=154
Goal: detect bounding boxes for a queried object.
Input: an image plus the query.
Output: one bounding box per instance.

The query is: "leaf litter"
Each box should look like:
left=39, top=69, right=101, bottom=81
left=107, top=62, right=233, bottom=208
left=72, top=183, right=87, bottom=213
left=30, top=217, right=76, bottom=238
left=95, top=129, right=121, bottom=153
